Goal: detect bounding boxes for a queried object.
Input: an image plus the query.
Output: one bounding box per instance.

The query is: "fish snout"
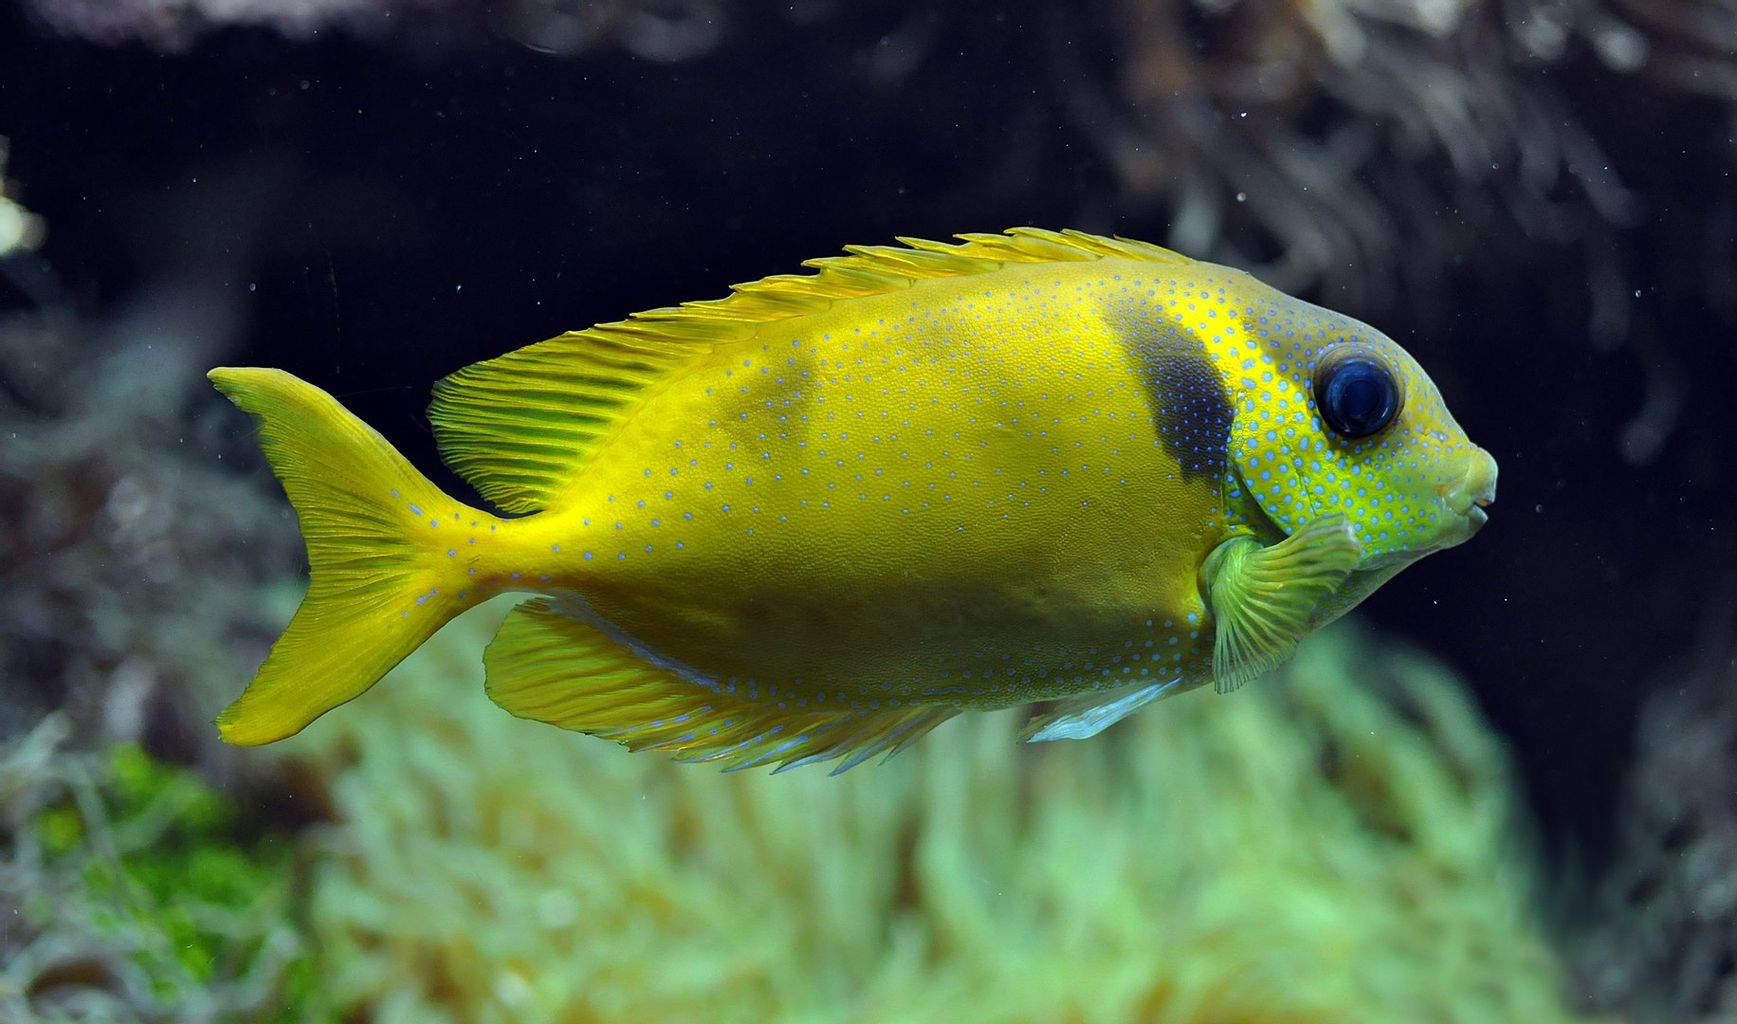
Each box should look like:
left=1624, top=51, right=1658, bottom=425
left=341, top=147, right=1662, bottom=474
left=1442, top=448, right=1498, bottom=532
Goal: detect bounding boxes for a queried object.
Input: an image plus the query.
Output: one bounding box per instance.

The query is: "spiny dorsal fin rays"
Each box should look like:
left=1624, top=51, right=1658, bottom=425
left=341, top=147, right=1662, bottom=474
left=792, top=260, right=914, bottom=298
left=843, top=243, right=996, bottom=277
left=428, top=228, right=1193, bottom=515
left=954, top=228, right=1187, bottom=266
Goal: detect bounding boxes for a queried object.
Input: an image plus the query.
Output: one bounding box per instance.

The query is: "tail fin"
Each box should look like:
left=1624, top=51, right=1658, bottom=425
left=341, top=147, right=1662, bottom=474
left=210, top=367, right=477, bottom=745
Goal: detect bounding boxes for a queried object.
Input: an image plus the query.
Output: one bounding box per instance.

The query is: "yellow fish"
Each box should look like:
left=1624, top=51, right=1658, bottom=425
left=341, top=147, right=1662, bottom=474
left=211, top=228, right=1496, bottom=771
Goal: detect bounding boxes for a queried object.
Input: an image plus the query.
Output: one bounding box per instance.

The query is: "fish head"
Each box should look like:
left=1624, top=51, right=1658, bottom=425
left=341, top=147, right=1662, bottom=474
left=1216, top=277, right=1497, bottom=576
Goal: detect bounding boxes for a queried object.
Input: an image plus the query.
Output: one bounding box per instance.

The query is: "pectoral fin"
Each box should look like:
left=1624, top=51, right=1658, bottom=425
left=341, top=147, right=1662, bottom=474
left=1202, top=514, right=1362, bottom=694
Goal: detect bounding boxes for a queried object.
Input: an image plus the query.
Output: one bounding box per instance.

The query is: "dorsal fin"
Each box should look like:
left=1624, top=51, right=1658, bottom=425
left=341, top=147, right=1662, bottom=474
left=428, top=228, right=1189, bottom=514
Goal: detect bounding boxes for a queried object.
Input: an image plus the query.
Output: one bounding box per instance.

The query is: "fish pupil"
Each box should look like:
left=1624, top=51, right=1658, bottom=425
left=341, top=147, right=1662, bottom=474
left=1315, top=356, right=1398, bottom=438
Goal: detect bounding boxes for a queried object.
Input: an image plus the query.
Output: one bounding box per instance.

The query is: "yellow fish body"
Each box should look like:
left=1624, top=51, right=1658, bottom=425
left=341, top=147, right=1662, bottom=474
left=211, top=229, right=1496, bottom=770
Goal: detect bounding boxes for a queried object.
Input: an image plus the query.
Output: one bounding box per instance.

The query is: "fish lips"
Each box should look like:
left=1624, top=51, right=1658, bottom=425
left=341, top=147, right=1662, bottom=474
left=1442, top=447, right=1498, bottom=539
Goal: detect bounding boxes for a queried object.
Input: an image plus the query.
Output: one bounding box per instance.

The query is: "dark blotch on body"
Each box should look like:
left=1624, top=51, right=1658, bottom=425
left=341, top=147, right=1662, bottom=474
left=1122, top=323, right=1232, bottom=479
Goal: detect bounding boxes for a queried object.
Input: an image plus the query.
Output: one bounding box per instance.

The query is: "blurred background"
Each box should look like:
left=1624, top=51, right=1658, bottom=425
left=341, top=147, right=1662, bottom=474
left=2, top=1, right=1735, bottom=1020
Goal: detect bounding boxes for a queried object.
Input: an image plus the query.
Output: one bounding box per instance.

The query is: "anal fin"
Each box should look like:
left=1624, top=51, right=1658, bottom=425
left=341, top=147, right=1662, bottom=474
left=484, top=599, right=956, bottom=774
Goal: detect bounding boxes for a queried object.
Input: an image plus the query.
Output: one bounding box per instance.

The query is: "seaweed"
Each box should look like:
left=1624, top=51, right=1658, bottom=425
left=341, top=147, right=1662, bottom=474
left=0, top=716, right=313, bottom=1022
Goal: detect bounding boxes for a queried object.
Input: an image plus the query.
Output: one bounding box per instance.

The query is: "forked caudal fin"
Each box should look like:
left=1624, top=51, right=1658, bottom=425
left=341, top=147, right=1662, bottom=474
left=209, top=367, right=496, bottom=745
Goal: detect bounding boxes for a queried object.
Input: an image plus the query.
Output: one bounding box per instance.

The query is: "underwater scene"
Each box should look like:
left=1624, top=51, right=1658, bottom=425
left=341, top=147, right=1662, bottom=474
left=1, top=1, right=1733, bottom=1021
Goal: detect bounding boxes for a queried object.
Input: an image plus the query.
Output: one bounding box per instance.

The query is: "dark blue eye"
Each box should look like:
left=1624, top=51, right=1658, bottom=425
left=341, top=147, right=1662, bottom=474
left=1314, top=353, right=1400, bottom=439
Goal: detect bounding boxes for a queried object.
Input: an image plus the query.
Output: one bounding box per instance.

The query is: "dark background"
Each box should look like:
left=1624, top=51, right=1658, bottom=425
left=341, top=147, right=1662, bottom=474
left=3, top=0, right=1733, bottom=866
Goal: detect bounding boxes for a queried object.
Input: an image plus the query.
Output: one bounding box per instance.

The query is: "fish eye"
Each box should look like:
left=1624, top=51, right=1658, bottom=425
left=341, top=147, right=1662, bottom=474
left=1313, top=350, right=1402, bottom=439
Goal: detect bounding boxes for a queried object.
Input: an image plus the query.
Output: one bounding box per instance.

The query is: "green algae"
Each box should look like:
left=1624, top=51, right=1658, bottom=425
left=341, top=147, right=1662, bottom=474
left=2, top=721, right=315, bottom=1023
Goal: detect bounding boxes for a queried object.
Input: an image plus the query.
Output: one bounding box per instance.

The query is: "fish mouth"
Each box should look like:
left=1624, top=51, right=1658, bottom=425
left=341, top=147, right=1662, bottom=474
left=1441, top=447, right=1498, bottom=538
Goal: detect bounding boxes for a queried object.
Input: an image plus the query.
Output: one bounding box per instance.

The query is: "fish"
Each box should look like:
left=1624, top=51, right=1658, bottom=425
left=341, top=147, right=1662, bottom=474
left=209, top=228, right=1496, bottom=772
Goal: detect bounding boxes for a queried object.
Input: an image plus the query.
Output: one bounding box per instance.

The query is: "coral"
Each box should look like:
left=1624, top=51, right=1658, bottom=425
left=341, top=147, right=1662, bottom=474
left=1571, top=623, right=1737, bottom=1022
left=0, top=715, right=311, bottom=1022
left=280, top=598, right=1593, bottom=1023
left=1056, top=0, right=1709, bottom=309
